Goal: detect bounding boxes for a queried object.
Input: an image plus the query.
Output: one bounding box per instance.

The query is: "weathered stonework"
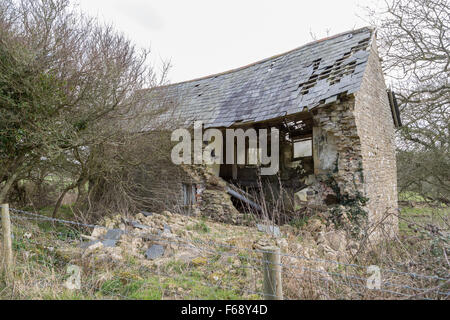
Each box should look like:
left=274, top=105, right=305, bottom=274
left=293, top=98, right=370, bottom=233
left=354, top=40, right=398, bottom=235
left=181, top=165, right=244, bottom=224
left=301, top=40, right=398, bottom=237
left=312, top=98, right=364, bottom=198
left=140, top=29, right=400, bottom=238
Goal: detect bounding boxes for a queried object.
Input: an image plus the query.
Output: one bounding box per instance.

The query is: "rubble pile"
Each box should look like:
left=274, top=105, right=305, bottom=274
left=181, top=165, right=246, bottom=224
left=79, top=211, right=205, bottom=266
left=76, top=207, right=359, bottom=275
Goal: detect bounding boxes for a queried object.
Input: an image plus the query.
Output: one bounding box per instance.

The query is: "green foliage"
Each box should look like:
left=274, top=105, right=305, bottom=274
left=290, top=216, right=310, bottom=229
left=127, top=278, right=162, bottom=300
left=0, top=42, right=67, bottom=157
left=189, top=221, right=210, bottom=234
left=0, top=0, right=161, bottom=213
left=100, top=277, right=151, bottom=298
left=163, top=260, right=190, bottom=274
left=399, top=192, right=427, bottom=202
left=399, top=206, right=449, bottom=235
left=326, top=174, right=369, bottom=231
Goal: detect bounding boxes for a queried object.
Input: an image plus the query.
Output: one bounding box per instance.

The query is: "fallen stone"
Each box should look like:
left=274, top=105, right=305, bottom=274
left=191, top=257, right=207, bottom=266
left=141, top=211, right=154, bottom=217
left=104, top=229, right=125, bottom=241
left=295, top=188, right=310, bottom=203
left=305, top=175, right=316, bottom=185
left=163, top=224, right=172, bottom=234
left=105, top=247, right=123, bottom=261
left=174, top=249, right=202, bottom=263
left=104, top=215, right=122, bottom=229
left=80, top=240, right=102, bottom=249
left=87, top=229, right=126, bottom=248
left=162, top=211, right=173, bottom=217
left=82, top=241, right=104, bottom=254
left=103, top=239, right=118, bottom=248
left=257, top=223, right=281, bottom=238
left=145, top=245, right=165, bottom=260
left=323, top=231, right=347, bottom=252
left=305, top=218, right=326, bottom=233
left=91, top=227, right=106, bottom=239
left=126, top=220, right=151, bottom=230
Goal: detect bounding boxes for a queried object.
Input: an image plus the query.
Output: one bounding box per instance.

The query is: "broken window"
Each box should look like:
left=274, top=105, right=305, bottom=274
left=293, top=138, right=313, bottom=160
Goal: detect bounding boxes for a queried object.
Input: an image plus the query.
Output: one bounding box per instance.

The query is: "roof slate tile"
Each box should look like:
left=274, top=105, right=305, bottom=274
left=146, top=27, right=375, bottom=129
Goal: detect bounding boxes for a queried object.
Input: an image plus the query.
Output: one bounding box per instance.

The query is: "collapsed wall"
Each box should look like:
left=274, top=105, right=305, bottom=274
left=293, top=97, right=370, bottom=235
left=180, top=165, right=245, bottom=224
left=138, top=66, right=398, bottom=237
left=297, top=43, right=398, bottom=237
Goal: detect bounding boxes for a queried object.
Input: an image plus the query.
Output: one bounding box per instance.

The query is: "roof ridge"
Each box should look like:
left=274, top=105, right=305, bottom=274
left=160, top=26, right=375, bottom=88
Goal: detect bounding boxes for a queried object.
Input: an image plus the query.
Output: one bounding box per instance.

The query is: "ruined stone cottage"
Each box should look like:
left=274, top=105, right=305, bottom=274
left=145, top=27, right=401, bottom=233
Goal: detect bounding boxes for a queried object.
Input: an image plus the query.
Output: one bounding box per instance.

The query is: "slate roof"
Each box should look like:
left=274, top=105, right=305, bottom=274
left=148, top=27, right=375, bottom=129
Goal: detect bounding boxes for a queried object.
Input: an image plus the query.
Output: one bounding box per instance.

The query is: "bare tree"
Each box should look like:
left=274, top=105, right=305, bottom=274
left=0, top=0, right=171, bottom=211
left=369, top=0, right=449, bottom=202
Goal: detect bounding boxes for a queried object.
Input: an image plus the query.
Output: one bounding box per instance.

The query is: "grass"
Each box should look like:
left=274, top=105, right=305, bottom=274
left=289, top=216, right=310, bottom=229
left=399, top=191, right=427, bottom=202
left=188, top=221, right=210, bottom=234
left=399, top=206, right=449, bottom=235
left=2, top=197, right=448, bottom=300
left=35, top=205, right=75, bottom=220
left=0, top=215, right=253, bottom=300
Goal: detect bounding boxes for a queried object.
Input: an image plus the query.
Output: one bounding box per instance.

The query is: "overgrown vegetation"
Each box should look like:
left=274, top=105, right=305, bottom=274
left=1, top=200, right=448, bottom=300
left=0, top=0, right=448, bottom=301
left=326, top=174, right=369, bottom=230
left=0, top=0, right=178, bottom=221
left=0, top=211, right=265, bottom=300
left=369, top=0, right=449, bottom=204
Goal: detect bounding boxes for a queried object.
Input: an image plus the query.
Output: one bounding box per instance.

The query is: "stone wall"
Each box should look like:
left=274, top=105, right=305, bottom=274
left=137, top=39, right=399, bottom=236
left=354, top=39, right=398, bottom=235
left=312, top=98, right=364, bottom=196
left=308, top=98, right=367, bottom=214
left=298, top=38, right=399, bottom=238
left=181, top=165, right=243, bottom=223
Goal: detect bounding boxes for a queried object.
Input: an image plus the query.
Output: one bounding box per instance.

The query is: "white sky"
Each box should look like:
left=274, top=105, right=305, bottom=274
left=77, top=0, right=382, bottom=84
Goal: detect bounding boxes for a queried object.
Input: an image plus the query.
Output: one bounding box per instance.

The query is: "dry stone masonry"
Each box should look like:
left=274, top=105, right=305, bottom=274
left=142, top=27, right=400, bottom=239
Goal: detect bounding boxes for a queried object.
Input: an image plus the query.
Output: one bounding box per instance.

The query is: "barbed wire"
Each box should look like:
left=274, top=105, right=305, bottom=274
left=83, top=268, right=274, bottom=300
left=8, top=208, right=108, bottom=229
left=284, top=272, right=416, bottom=299
left=9, top=223, right=448, bottom=299
left=5, top=206, right=450, bottom=299
left=8, top=207, right=450, bottom=281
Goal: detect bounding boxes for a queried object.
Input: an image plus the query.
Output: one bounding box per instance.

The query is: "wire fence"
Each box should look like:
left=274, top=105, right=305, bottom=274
left=1, top=205, right=449, bottom=300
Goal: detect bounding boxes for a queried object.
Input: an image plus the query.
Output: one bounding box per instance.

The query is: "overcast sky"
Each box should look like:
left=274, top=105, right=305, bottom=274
left=77, top=0, right=382, bottom=84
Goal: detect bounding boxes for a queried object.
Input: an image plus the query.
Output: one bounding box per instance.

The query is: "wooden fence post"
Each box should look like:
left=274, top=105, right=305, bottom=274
left=262, top=246, right=283, bottom=300
left=1, top=204, right=13, bottom=282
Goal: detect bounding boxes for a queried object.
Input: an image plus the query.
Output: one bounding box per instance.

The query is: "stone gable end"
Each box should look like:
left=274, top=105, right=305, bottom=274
left=354, top=38, right=399, bottom=235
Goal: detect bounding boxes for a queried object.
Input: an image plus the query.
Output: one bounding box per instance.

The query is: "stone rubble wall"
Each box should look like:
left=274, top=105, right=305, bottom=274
left=136, top=40, right=399, bottom=236
left=296, top=39, right=399, bottom=238
left=181, top=165, right=244, bottom=224
left=312, top=98, right=365, bottom=200
left=354, top=39, right=399, bottom=235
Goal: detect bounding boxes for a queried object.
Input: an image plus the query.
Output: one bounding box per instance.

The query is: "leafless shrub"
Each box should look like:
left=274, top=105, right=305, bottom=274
left=0, top=0, right=175, bottom=221
left=367, top=0, right=450, bottom=203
